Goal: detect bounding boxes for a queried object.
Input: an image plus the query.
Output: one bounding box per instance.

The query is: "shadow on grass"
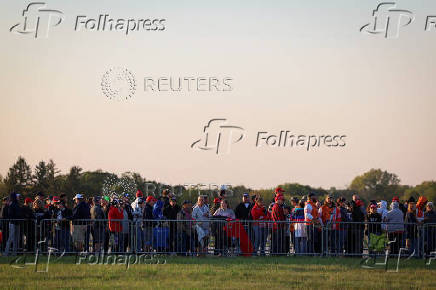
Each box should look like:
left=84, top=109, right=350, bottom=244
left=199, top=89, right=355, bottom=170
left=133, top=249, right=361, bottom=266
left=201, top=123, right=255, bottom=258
left=1, top=254, right=433, bottom=270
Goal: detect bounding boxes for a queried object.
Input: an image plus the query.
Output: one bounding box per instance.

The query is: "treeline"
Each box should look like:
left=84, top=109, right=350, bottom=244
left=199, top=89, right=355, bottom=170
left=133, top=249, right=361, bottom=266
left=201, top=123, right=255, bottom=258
left=0, top=156, right=435, bottom=205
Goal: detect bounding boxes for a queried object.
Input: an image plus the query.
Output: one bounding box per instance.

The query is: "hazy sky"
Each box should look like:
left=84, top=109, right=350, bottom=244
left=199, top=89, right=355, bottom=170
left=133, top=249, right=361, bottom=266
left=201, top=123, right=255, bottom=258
left=1, top=0, right=435, bottom=189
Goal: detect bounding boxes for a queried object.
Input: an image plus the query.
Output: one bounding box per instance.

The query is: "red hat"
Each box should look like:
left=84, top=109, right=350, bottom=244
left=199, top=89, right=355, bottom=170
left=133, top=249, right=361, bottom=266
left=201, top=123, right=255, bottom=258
left=136, top=190, right=143, bottom=198
left=275, top=194, right=284, bottom=202
left=52, top=196, right=60, bottom=203
left=392, top=196, right=399, bottom=202
left=275, top=187, right=285, bottom=194
left=356, top=200, right=364, bottom=207
left=146, top=196, right=157, bottom=203
left=24, top=197, right=33, bottom=204
left=213, top=198, right=221, bottom=203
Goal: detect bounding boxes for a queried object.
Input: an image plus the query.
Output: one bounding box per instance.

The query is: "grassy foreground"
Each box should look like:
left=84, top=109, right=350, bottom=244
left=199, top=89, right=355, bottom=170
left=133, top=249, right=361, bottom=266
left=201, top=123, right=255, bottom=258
left=0, top=255, right=435, bottom=289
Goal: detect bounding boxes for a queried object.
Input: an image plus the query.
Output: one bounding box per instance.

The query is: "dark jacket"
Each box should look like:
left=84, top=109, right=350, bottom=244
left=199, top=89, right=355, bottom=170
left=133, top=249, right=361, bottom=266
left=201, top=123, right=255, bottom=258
left=53, top=207, right=73, bottom=230
left=143, top=203, right=154, bottom=228
left=163, top=204, right=181, bottom=220
left=366, top=212, right=382, bottom=235
left=405, top=212, right=418, bottom=239
left=424, top=210, right=436, bottom=224
left=235, top=202, right=253, bottom=220
left=1, top=203, right=9, bottom=219
left=33, top=208, right=51, bottom=225
left=71, top=200, right=91, bottom=224
left=8, top=193, right=24, bottom=224
left=123, top=204, right=133, bottom=220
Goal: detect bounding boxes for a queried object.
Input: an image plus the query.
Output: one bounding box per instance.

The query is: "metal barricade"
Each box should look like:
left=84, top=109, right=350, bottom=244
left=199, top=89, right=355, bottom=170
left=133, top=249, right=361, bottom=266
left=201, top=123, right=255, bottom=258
left=1, top=218, right=435, bottom=257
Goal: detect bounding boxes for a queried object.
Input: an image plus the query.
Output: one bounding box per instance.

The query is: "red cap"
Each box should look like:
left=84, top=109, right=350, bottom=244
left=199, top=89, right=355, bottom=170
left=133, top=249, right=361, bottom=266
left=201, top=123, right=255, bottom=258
left=356, top=200, right=364, bottom=207
left=24, top=197, right=33, bottom=204
left=392, top=196, right=399, bottom=202
left=213, top=198, right=221, bottom=203
left=146, top=196, right=157, bottom=203
left=136, top=190, right=143, bottom=198
left=275, top=194, right=284, bottom=202
left=52, top=196, right=60, bottom=203
left=275, top=187, right=285, bottom=194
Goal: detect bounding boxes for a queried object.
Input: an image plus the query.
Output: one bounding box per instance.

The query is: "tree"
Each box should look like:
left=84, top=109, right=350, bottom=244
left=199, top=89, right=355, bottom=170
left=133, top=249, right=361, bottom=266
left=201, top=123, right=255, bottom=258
left=33, top=161, right=49, bottom=194
left=81, top=170, right=115, bottom=196
left=0, top=174, right=7, bottom=199
left=349, top=169, right=401, bottom=201
left=4, top=156, right=33, bottom=195
left=402, top=181, right=436, bottom=202
left=64, top=166, right=82, bottom=197
left=46, top=159, right=61, bottom=193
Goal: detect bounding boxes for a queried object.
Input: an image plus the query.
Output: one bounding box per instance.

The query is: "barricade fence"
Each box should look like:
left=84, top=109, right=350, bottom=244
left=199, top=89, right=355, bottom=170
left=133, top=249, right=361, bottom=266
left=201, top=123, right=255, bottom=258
left=0, top=219, right=435, bottom=257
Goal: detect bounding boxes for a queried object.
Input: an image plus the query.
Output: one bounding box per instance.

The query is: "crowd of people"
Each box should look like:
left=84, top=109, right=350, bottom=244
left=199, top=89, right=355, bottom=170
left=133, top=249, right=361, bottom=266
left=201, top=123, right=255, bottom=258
left=0, top=187, right=435, bottom=257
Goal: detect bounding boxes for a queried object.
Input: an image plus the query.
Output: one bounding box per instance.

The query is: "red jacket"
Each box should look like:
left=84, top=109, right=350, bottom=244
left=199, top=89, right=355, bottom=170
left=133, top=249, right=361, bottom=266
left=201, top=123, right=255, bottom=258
left=272, top=203, right=285, bottom=230
left=251, top=204, right=268, bottom=226
left=108, top=206, right=123, bottom=232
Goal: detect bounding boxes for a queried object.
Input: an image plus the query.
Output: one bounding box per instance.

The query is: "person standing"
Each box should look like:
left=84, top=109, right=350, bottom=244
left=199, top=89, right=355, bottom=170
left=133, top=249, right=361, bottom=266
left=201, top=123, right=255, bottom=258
left=304, top=193, right=320, bottom=255
left=405, top=202, right=419, bottom=256
left=101, top=196, right=111, bottom=253
left=234, top=193, right=253, bottom=250
left=365, top=204, right=382, bottom=255
left=251, top=196, right=268, bottom=256
left=192, top=196, right=210, bottom=256
left=385, top=200, right=404, bottom=255
left=90, top=196, right=105, bottom=253
left=292, top=201, right=307, bottom=255
left=163, top=196, right=181, bottom=253
left=143, top=196, right=156, bottom=251
left=351, top=200, right=365, bottom=256
left=71, top=194, right=91, bottom=252
left=22, top=197, right=35, bottom=253
left=423, top=202, right=436, bottom=257
left=319, top=195, right=334, bottom=255
left=4, top=193, right=23, bottom=256
left=131, top=197, right=145, bottom=253
left=213, top=200, right=235, bottom=256
left=53, top=198, right=72, bottom=253
left=177, top=200, right=195, bottom=255
left=121, top=194, right=133, bottom=252
left=271, top=194, right=285, bottom=255
left=108, top=199, right=124, bottom=252
left=0, top=197, right=10, bottom=252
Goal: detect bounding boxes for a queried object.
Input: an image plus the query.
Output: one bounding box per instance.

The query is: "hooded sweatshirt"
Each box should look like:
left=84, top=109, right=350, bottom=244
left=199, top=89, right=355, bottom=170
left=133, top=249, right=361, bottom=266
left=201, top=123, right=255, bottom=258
left=385, top=202, right=404, bottom=233
left=251, top=203, right=268, bottom=227
left=131, top=198, right=144, bottom=222
left=377, top=200, right=388, bottom=231
left=152, top=200, right=165, bottom=220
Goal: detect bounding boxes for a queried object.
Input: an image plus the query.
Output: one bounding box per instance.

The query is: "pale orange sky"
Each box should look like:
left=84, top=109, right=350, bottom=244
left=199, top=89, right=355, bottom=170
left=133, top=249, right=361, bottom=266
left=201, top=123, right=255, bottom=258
left=1, top=0, right=435, bottom=189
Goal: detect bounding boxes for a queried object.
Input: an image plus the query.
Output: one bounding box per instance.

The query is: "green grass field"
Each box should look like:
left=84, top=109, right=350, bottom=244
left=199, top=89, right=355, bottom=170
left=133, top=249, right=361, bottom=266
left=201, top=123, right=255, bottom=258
left=0, top=255, right=435, bottom=289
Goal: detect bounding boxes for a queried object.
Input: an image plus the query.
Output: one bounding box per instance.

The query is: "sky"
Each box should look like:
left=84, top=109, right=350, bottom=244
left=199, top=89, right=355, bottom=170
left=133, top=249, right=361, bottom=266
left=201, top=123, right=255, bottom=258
left=1, top=0, right=435, bottom=189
